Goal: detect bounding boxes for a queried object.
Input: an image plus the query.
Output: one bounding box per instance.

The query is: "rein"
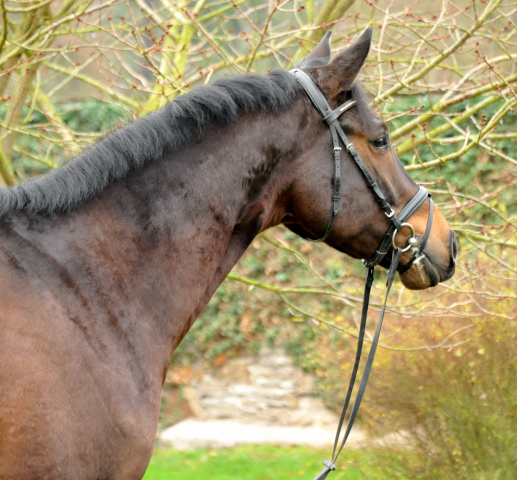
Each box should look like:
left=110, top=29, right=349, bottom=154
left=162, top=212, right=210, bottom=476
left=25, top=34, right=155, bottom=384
left=290, top=69, right=433, bottom=480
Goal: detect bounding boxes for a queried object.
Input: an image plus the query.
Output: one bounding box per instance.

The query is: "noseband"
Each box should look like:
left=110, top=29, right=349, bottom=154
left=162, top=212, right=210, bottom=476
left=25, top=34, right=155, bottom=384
left=290, top=69, right=434, bottom=480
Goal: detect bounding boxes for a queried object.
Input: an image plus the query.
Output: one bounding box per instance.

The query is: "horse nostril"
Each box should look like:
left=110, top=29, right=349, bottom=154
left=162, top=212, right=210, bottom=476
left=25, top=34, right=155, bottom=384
left=450, top=230, right=458, bottom=259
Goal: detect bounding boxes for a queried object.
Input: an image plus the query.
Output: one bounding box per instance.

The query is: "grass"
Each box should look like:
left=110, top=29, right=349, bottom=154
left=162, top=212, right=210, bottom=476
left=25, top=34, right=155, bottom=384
left=143, top=445, right=412, bottom=480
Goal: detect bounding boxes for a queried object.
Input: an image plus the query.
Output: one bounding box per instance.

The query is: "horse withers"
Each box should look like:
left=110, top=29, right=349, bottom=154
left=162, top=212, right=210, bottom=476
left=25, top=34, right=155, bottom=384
left=0, top=28, right=456, bottom=479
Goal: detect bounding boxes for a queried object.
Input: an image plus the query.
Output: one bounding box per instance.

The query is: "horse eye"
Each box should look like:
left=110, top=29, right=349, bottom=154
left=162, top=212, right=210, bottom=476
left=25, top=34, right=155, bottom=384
left=371, top=136, right=389, bottom=150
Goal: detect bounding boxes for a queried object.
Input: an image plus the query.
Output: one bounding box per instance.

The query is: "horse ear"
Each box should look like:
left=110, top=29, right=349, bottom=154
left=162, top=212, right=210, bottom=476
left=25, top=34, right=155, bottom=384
left=304, top=30, right=332, bottom=66
left=313, top=27, right=372, bottom=102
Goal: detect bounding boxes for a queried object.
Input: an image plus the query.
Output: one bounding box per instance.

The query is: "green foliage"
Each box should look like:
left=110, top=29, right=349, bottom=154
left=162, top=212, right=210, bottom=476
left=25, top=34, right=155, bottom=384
left=387, top=95, right=517, bottom=223
left=8, top=101, right=128, bottom=178
left=356, top=320, right=517, bottom=479
left=0, top=101, right=127, bottom=133
left=58, top=101, right=129, bottom=133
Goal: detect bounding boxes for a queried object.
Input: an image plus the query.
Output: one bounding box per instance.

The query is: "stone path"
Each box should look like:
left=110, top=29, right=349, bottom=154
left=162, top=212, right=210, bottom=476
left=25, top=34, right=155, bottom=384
left=159, top=350, right=409, bottom=451
left=158, top=419, right=369, bottom=451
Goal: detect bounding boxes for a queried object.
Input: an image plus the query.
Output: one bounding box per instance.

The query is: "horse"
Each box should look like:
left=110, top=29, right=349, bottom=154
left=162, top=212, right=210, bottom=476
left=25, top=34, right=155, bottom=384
left=0, top=28, right=456, bottom=479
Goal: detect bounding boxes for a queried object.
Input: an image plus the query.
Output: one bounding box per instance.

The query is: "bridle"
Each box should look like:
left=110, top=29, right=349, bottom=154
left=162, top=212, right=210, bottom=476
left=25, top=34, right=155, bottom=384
left=290, top=69, right=434, bottom=480
left=290, top=68, right=433, bottom=264
left=292, top=68, right=434, bottom=480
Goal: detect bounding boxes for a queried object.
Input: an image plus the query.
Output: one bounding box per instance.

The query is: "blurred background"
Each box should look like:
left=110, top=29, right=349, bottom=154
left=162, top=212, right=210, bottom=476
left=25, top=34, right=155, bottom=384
left=1, top=0, right=516, bottom=478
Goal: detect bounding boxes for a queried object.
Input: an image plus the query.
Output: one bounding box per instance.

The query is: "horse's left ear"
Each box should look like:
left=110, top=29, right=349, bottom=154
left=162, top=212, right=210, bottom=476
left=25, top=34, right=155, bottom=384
left=304, top=30, right=332, bottom=67
left=312, top=27, right=372, bottom=104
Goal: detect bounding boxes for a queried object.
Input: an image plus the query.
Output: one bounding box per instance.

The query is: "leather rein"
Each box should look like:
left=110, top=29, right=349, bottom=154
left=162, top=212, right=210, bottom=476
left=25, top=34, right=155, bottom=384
left=290, top=69, right=434, bottom=480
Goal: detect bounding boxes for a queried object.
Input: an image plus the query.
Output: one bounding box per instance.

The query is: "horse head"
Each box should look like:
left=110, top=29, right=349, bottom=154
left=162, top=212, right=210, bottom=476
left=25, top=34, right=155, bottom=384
left=281, top=29, right=457, bottom=290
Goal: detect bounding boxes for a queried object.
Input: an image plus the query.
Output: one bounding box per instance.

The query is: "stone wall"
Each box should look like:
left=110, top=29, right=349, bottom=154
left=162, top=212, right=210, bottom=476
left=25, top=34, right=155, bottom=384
left=177, top=348, right=338, bottom=427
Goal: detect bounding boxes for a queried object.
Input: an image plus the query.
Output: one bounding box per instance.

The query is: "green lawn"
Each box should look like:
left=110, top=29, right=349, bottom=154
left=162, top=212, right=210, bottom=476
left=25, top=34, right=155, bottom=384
left=143, top=445, right=411, bottom=480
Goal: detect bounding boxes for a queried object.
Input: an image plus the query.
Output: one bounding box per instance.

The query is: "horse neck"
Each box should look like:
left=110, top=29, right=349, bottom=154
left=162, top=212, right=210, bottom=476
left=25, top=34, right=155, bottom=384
left=10, top=105, right=305, bottom=378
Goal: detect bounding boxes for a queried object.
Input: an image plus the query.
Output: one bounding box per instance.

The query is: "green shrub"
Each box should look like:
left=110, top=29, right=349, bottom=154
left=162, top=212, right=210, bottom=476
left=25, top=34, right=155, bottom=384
left=358, top=319, right=517, bottom=479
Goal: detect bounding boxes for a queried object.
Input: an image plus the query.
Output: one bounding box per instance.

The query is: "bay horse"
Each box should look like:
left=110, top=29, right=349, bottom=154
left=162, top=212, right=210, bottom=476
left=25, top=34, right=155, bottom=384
left=0, top=29, right=456, bottom=479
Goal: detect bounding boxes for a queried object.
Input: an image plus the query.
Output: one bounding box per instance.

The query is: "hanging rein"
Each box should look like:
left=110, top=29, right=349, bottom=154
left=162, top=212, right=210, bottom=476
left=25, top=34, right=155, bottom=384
left=290, top=69, right=434, bottom=480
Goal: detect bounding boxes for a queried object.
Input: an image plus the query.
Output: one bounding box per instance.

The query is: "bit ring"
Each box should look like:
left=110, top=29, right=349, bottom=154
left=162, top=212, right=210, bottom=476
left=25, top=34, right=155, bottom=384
left=392, top=223, right=416, bottom=252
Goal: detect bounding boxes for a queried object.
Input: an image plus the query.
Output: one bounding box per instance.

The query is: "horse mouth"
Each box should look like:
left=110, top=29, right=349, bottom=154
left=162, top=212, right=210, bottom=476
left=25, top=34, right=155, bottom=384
left=399, top=229, right=457, bottom=290
left=399, top=253, right=444, bottom=290
left=400, top=251, right=457, bottom=289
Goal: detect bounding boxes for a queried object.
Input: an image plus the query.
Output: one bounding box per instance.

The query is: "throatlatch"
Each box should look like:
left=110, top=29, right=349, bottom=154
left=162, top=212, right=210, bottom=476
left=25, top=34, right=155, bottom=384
left=289, top=69, right=433, bottom=480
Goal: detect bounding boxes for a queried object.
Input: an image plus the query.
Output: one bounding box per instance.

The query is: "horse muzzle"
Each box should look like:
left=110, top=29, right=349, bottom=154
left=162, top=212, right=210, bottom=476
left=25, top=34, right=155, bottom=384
left=399, top=229, right=457, bottom=290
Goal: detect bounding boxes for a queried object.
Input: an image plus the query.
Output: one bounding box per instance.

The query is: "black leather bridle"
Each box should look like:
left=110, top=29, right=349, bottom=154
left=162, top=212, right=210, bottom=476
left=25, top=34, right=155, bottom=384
left=290, top=69, right=434, bottom=480
left=290, top=68, right=433, bottom=264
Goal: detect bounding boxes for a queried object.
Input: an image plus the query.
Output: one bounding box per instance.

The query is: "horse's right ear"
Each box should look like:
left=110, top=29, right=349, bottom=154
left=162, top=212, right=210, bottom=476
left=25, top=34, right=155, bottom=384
left=312, top=27, right=372, bottom=104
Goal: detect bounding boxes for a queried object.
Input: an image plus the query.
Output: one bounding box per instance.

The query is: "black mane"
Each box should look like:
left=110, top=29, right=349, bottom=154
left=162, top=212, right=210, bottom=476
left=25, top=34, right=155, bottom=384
left=0, top=70, right=300, bottom=218
left=0, top=65, right=372, bottom=219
